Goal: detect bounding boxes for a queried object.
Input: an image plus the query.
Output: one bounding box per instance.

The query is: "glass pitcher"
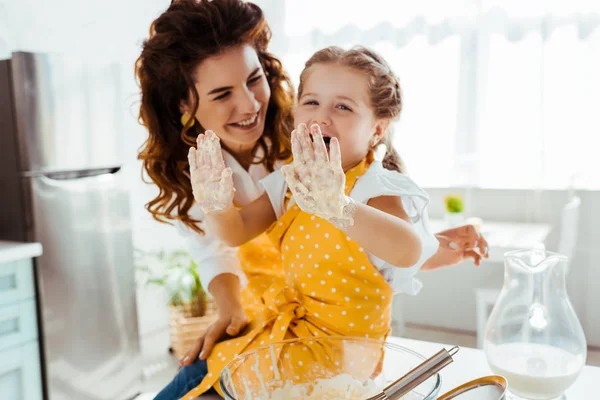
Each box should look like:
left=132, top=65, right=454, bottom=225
left=483, top=244, right=587, bottom=400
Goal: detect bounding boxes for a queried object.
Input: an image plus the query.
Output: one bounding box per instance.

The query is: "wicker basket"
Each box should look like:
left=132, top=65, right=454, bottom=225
left=169, top=297, right=219, bottom=359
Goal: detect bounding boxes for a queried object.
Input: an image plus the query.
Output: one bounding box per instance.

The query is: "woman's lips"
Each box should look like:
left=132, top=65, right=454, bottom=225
left=229, top=112, right=259, bottom=130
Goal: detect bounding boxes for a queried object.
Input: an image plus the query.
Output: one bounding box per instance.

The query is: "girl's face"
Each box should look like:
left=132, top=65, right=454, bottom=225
left=294, top=62, right=388, bottom=170
left=183, top=45, right=271, bottom=156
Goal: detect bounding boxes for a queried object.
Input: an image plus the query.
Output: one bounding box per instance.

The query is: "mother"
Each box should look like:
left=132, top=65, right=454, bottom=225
left=136, top=0, right=487, bottom=394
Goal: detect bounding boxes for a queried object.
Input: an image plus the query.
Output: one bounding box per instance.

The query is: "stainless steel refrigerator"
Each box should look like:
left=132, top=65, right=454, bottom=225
left=0, top=51, right=142, bottom=400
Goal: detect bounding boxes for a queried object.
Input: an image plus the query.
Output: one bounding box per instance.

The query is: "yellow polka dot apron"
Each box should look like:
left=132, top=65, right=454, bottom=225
left=182, top=157, right=393, bottom=399
left=237, top=232, right=285, bottom=321
left=236, top=155, right=294, bottom=321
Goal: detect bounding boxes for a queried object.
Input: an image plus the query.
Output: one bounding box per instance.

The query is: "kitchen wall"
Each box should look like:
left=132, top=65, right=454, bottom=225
left=2, top=0, right=598, bottom=349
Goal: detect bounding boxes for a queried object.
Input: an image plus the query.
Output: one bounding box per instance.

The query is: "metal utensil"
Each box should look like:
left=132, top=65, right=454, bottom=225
left=368, top=346, right=460, bottom=400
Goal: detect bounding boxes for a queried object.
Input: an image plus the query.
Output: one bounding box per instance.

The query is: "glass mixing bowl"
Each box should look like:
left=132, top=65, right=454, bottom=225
left=220, top=336, right=442, bottom=400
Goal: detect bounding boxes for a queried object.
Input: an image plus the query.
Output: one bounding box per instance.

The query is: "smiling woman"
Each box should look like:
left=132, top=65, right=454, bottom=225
left=135, top=0, right=294, bottom=237
left=180, top=46, right=271, bottom=159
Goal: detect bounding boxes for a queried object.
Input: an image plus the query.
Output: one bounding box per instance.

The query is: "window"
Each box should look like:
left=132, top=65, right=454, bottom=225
left=263, top=0, right=600, bottom=189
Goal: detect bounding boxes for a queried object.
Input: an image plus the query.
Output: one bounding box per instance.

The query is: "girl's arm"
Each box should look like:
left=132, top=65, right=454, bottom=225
left=188, top=130, right=276, bottom=247
left=343, top=195, right=423, bottom=268
left=204, top=192, right=276, bottom=247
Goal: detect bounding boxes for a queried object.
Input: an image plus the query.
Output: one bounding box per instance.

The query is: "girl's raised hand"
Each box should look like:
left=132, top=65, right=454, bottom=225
left=188, top=130, right=235, bottom=214
left=281, top=123, right=355, bottom=229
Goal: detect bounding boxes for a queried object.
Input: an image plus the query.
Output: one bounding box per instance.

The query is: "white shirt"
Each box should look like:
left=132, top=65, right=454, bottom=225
left=259, top=161, right=439, bottom=295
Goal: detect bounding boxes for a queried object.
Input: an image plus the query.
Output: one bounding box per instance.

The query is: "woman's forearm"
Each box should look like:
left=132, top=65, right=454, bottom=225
left=345, top=202, right=422, bottom=268
left=207, top=272, right=242, bottom=311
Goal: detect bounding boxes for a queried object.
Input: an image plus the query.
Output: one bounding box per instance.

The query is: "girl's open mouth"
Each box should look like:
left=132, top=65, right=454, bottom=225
left=323, top=136, right=331, bottom=151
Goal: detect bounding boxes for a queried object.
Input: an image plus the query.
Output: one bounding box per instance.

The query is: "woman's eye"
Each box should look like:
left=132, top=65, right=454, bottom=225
left=249, top=75, right=263, bottom=84
left=213, top=92, right=231, bottom=101
left=303, top=100, right=318, bottom=106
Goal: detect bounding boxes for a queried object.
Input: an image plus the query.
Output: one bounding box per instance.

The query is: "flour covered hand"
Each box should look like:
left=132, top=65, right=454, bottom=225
left=187, top=130, right=235, bottom=214
left=281, top=123, right=356, bottom=229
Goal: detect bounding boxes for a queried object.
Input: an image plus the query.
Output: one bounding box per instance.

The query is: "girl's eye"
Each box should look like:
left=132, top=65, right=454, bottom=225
left=337, top=104, right=352, bottom=112
left=303, top=100, right=318, bottom=106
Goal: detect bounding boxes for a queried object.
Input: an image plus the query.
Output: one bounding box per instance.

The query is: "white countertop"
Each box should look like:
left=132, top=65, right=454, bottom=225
left=388, top=336, right=599, bottom=398
left=0, top=240, right=43, bottom=264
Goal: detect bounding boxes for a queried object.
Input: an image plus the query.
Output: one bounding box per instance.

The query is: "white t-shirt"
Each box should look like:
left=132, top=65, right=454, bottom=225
left=259, top=161, right=439, bottom=295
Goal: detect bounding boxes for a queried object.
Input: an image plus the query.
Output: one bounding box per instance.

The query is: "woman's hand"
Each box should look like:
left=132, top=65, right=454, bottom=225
left=422, top=224, right=490, bottom=270
left=281, top=123, right=355, bottom=228
left=179, top=304, right=248, bottom=366
left=188, top=130, right=235, bottom=214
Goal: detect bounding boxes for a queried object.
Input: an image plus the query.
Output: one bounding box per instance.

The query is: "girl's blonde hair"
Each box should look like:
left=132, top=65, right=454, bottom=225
left=298, top=46, right=406, bottom=173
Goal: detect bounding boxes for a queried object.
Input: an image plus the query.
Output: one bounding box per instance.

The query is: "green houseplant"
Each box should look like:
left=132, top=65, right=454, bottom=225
left=134, top=248, right=210, bottom=317
left=135, top=248, right=218, bottom=358
left=444, top=194, right=465, bottom=228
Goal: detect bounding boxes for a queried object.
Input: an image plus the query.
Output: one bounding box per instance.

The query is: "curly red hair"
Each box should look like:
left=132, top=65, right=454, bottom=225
left=135, top=0, right=294, bottom=234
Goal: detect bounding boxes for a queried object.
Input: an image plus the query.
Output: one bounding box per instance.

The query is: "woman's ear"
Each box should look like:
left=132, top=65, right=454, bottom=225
left=179, top=100, right=188, bottom=115
left=179, top=89, right=194, bottom=114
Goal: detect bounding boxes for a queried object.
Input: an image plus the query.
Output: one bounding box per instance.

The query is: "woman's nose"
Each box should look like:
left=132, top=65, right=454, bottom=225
left=237, top=87, right=260, bottom=114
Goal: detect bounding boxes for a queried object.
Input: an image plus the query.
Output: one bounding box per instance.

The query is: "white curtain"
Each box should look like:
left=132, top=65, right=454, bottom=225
left=262, top=0, right=600, bottom=189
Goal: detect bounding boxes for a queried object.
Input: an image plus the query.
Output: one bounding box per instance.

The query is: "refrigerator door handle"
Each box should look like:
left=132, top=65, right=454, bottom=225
left=35, top=166, right=121, bottom=183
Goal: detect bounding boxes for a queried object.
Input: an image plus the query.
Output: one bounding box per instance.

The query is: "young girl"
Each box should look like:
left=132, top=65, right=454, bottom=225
left=164, top=45, right=442, bottom=399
